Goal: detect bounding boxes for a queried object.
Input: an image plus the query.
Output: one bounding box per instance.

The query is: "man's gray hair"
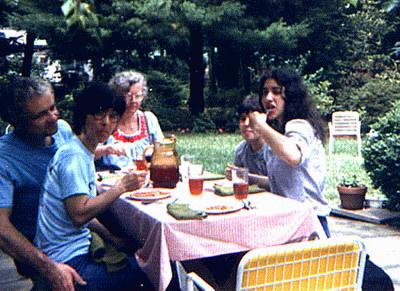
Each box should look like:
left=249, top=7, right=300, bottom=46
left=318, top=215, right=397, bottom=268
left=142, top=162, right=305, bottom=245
left=0, top=77, right=53, bottom=125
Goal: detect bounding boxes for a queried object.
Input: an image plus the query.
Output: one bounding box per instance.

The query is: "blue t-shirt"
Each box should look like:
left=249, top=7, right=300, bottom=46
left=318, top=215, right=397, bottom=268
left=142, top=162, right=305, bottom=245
left=35, top=135, right=96, bottom=263
left=0, top=120, right=73, bottom=241
left=234, top=140, right=269, bottom=176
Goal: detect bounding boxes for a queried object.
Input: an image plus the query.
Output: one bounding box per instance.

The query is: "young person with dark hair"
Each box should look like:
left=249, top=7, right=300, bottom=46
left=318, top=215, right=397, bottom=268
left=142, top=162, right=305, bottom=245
left=233, top=95, right=268, bottom=175
left=226, top=95, right=270, bottom=188
left=249, top=67, right=331, bottom=235
left=250, top=68, right=393, bottom=290
left=34, top=82, right=152, bottom=290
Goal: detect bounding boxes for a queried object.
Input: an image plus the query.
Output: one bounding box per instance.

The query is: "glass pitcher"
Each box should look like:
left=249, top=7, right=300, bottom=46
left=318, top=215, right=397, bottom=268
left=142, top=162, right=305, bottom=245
left=147, top=135, right=179, bottom=188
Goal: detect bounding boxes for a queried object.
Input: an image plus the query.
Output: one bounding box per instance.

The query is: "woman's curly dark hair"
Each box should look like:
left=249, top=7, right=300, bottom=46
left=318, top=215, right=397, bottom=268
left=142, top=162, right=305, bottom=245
left=258, top=67, right=326, bottom=144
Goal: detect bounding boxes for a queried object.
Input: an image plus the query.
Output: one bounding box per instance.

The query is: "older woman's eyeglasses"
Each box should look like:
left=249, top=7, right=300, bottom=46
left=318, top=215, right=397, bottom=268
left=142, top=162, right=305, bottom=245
left=93, top=111, right=119, bottom=123
left=126, top=91, right=144, bottom=101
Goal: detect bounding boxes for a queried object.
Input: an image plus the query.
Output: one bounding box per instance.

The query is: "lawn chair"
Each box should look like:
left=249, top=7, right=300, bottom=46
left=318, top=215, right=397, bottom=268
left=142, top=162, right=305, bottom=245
left=4, top=124, right=13, bottom=135
left=328, top=111, right=362, bottom=158
left=177, top=236, right=367, bottom=291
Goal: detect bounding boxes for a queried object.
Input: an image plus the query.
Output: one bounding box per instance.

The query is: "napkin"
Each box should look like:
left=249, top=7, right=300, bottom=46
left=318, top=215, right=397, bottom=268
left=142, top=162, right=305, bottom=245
left=202, top=171, right=225, bottom=181
left=90, top=232, right=129, bottom=273
left=167, top=203, right=208, bottom=220
left=213, top=184, right=264, bottom=196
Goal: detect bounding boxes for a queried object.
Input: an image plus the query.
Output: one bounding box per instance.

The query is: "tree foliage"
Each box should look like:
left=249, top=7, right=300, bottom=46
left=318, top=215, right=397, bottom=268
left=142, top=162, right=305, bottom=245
left=1, top=0, right=400, bottom=132
left=363, top=101, right=400, bottom=210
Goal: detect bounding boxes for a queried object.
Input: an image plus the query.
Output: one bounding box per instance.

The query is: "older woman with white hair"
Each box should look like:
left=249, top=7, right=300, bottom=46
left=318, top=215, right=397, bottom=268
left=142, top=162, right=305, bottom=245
left=97, top=70, right=164, bottom=170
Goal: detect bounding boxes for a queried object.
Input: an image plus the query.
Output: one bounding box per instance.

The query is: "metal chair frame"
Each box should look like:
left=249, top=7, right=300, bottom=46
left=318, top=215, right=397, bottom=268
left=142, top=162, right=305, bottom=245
left=179, top=236, right=367, bottom=291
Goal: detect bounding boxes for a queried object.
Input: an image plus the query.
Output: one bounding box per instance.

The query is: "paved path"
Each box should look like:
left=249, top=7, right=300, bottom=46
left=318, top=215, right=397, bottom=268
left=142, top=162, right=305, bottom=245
left=328, top=215, right=400, bottom=289
left=0, top=250, right=32, bottom=290
left=0, top=215, right=399, bottom=290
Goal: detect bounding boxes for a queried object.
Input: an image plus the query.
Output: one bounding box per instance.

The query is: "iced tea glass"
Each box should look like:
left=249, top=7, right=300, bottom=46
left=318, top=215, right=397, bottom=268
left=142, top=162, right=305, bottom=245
left=188, top=163, right=204, bottom=195
left=134, top=159, right=147, bottom=171
left=232, top=168, right=249, bottom=200
left=133, top=159, right=150, bottom=187
left=180, top=155, right=194, bottom=182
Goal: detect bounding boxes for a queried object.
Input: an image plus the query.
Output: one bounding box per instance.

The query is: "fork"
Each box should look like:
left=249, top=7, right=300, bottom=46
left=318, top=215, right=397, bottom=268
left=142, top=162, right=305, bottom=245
left=242, top=200, right=256, bottom=210
left=265, top=109, right=272, bottom=123
left=247, top=200, right=256, bottom=209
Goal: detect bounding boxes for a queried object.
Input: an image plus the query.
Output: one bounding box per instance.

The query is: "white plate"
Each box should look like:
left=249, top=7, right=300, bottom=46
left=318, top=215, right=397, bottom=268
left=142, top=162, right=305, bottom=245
left=126, top=189, right=171, bottom=201
left=197, top=201, right=243, bottom=215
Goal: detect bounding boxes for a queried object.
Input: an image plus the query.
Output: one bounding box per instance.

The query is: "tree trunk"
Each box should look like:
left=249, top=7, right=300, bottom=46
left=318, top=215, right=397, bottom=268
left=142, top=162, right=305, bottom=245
left=21, top=31, right=36, bottom=77
left=216, top=43, right=240, bottom=90
left=239, top=54, right=252, bottom=94
left=188, top=25, right=205, bottom=115
left=208, top=47, right=217, bottom=98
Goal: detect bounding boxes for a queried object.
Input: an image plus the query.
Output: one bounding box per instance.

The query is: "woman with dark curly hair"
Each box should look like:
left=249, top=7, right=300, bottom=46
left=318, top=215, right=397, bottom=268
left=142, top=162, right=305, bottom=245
left=248, top=67, right=331, bottom=236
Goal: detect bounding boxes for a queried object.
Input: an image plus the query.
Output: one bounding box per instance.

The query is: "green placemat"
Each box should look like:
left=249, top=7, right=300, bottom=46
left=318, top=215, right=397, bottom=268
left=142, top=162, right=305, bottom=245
left=213, top=184, right=265, bottom=196
left=202, top=171, right=225, bottom=181
left=167, top=203, right=208, bottom=220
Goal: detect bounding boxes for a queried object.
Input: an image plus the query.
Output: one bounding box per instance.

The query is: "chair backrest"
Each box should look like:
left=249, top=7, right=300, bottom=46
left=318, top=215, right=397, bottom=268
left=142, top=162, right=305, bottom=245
left=330, top=111, right=360, bottom=137
left=3, top=124, right=13, bottom=135
left=236, top=236, right=366, bottom=291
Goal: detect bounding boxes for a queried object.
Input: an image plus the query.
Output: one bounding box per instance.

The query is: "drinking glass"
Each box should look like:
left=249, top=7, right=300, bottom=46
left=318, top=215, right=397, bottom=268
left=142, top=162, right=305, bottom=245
left=188, top=163, right=204, bottom=195
left=232, top=168, right=249, bottom=200
left=180, top=155, right=194, bottom=182
left=134, top=159, right=148, bottom=171
left=133, top=153, right=150, bottom=186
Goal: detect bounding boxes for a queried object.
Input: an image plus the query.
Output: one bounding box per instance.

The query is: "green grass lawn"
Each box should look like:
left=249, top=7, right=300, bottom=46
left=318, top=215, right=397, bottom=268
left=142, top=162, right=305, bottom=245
left=176, top=133, right=384, bottom=206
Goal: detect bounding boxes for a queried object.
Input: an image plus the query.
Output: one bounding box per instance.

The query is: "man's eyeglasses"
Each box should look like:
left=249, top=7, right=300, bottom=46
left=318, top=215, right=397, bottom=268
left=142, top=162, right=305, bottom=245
left=93, top=111, right=119, bottom=123
left=262, top=86, right=283, bottom=96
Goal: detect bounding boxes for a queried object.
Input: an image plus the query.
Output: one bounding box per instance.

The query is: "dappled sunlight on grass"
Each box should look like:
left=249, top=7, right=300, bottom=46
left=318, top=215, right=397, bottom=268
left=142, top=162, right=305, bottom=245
left=176, top=133, right=242, bottom=175
left=176, top=133, right=384, bottom=207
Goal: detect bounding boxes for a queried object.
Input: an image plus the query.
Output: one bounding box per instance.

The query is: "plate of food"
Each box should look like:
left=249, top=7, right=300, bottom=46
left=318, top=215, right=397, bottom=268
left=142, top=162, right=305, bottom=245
left=126, top=189, right=171, bottom=201
left=200, top=201, right=243, bottom=215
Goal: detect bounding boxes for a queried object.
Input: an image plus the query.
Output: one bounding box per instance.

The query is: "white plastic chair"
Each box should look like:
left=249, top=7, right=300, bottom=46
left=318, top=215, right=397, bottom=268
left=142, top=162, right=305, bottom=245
left=178, top=236, right=367, bottom=291
left=4, top=124, right=13, bottom=135
left=328, top=111, right=362, bottom=158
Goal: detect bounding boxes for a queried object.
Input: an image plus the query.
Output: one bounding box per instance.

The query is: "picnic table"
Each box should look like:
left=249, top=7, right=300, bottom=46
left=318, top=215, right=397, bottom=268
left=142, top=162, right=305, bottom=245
left=100, top=173, right=325, bottom=291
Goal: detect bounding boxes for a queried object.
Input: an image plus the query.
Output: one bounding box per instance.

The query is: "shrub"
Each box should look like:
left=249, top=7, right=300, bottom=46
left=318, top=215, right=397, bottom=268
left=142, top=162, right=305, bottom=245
left=153, top=107, right=192, bottom=132
left=304, top=68, right=334, bottom=120
left=363, top=101, right=400, bottom=210
left=207, top=107, right=238, bottom=133
left=207, top=88, right=245, bottom=108
left=191, top=113, right=216, bottom=133
left=350, top=78, right=400, bottom=133
left=143, top=70, right=190, bottom=131
left=145, top=70, right=188, bottom=108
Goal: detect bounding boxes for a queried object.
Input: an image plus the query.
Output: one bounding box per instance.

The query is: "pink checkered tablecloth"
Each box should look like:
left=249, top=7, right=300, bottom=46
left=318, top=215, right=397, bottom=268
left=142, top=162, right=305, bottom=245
left=108, top=180, right=326, bottom=291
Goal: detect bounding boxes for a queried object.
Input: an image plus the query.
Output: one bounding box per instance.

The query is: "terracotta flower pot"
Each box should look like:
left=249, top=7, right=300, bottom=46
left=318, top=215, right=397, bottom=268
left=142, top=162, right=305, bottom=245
left=337, top=185, right=368, bottom=210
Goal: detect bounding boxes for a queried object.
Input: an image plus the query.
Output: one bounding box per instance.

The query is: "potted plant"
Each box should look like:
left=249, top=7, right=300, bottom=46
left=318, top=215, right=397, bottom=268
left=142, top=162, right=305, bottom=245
left=337, top=175, right=368, bottom=210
